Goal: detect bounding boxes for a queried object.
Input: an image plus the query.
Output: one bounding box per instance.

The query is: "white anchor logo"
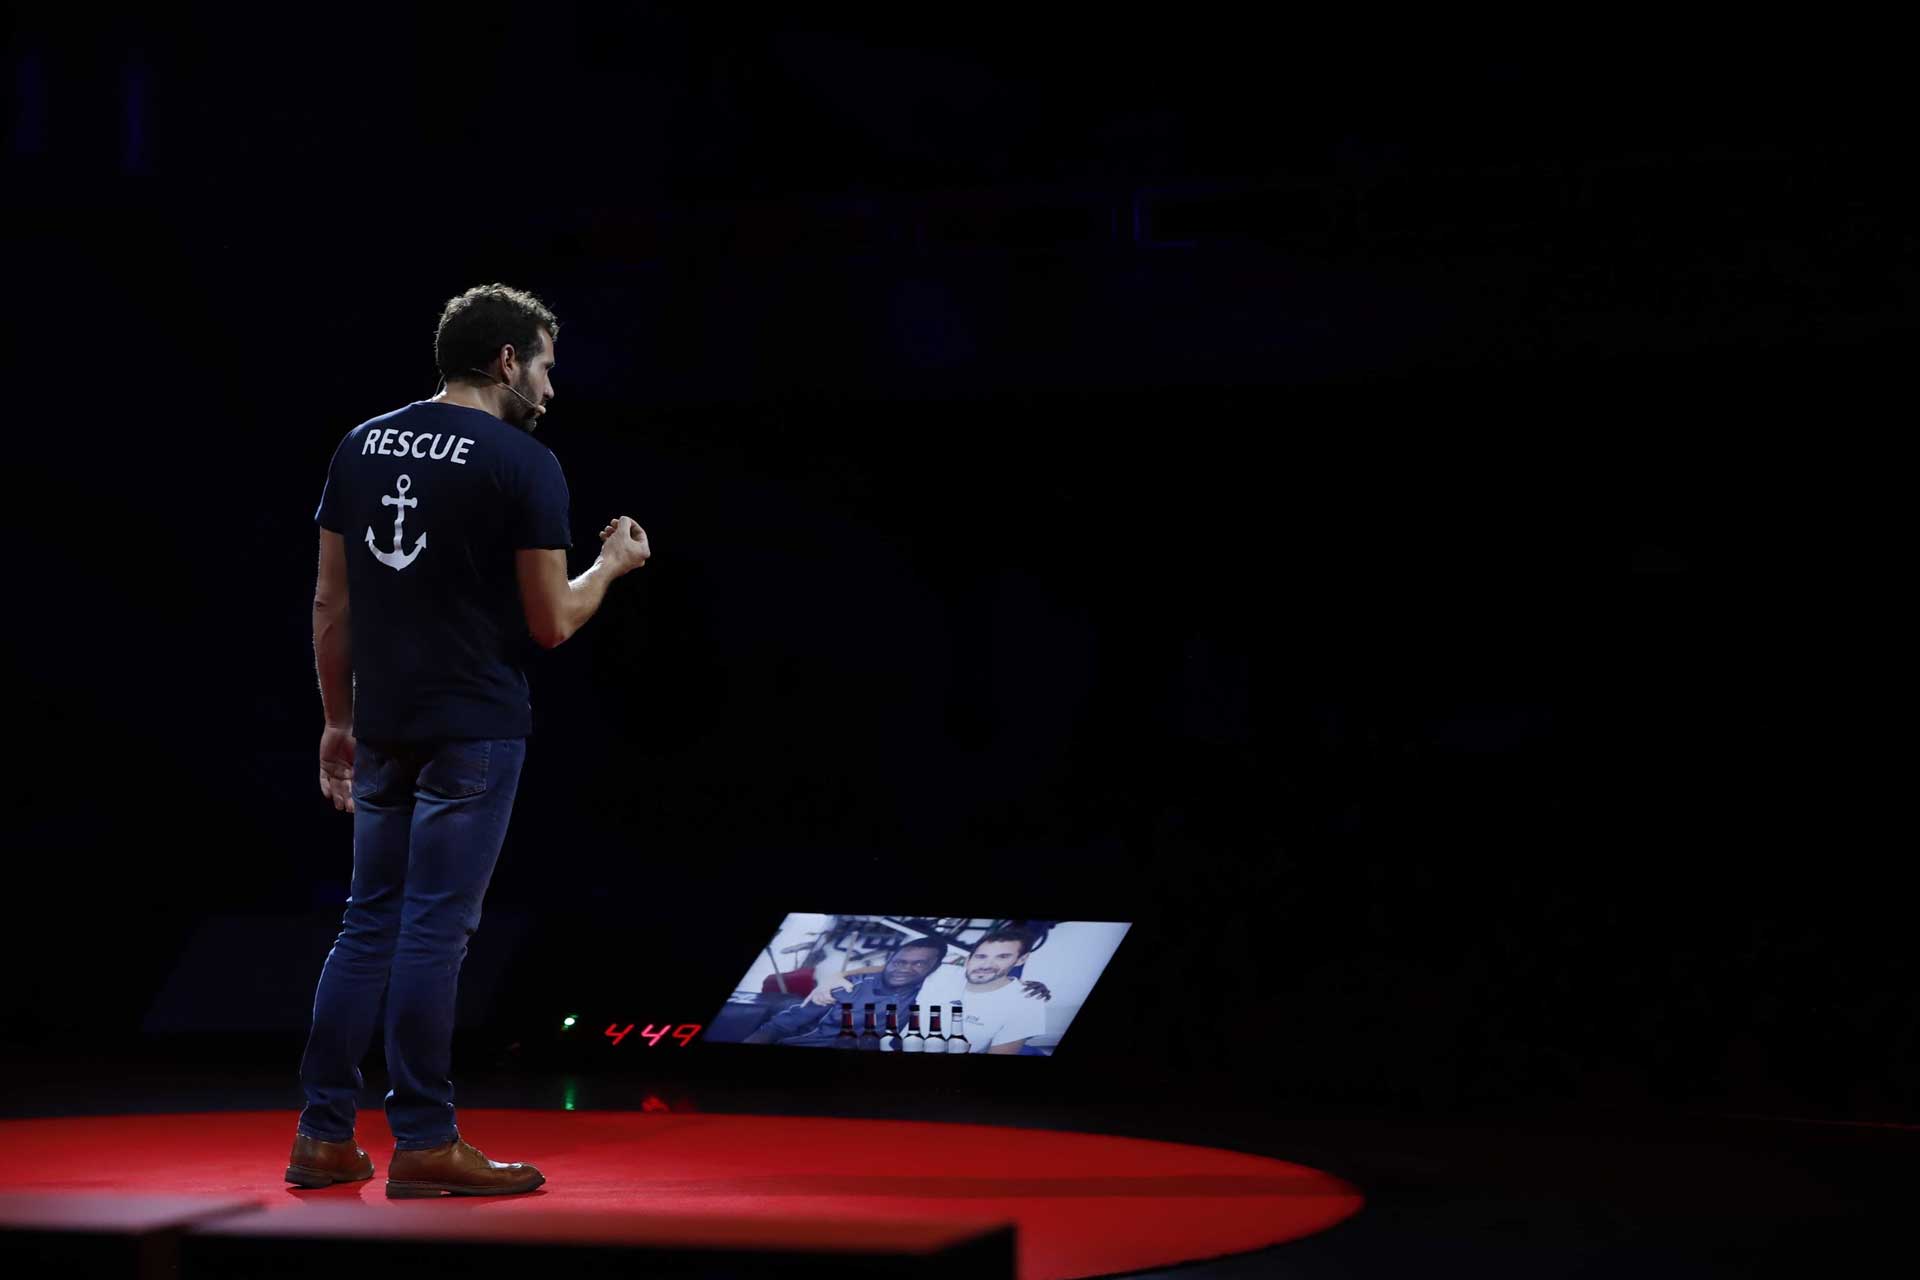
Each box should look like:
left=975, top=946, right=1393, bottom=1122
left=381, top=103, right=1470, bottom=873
left=366, top=474, right=427, bottom=570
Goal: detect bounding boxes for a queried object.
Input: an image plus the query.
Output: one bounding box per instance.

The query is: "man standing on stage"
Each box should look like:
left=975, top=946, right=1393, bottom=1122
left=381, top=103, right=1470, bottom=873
left=289, top=283, right=651, bottom=1197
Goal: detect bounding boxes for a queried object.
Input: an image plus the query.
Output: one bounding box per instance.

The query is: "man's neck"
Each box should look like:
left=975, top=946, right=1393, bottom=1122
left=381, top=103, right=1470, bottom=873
left=432, top=381, right=509, bottom=421
left=966, top=976, right=1014, bottom=994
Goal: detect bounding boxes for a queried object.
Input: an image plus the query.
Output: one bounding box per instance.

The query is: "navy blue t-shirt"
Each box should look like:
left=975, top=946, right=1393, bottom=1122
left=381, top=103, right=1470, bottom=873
left=314, top=401, right=572, bottom=742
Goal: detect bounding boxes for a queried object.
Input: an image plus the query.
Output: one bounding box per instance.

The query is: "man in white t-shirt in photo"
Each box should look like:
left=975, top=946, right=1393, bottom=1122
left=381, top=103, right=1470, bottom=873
left=917, top=929, right=1051, bottom=1054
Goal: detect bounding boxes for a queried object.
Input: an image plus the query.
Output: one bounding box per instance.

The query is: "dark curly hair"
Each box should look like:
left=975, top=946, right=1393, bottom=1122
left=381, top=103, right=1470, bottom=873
left=434, top=283, right=560, bottom=383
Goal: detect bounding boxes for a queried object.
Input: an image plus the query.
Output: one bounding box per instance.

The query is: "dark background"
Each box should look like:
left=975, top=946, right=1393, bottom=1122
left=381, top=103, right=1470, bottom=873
left=6, top=10, right=1910, bottom=1119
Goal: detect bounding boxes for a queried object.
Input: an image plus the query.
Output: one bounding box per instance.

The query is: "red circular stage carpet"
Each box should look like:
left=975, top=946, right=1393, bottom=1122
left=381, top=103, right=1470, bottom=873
left=0, top=1109, right=1363, bottom=1278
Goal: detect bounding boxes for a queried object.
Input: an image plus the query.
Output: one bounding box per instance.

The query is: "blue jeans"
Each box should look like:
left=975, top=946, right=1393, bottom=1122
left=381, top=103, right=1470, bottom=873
left=297, top=737, right=526, bottom=1150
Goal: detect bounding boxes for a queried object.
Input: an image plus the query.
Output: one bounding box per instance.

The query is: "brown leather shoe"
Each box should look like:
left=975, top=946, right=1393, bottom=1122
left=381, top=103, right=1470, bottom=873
left=386, top=1136, right=545, bottom=1198
left=285, top=1133, right=375, bottom=1188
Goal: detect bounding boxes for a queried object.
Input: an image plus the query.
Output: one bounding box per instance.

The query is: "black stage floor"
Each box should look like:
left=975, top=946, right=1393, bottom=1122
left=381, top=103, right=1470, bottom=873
left=2, top=1044, right=1908, bottom=1277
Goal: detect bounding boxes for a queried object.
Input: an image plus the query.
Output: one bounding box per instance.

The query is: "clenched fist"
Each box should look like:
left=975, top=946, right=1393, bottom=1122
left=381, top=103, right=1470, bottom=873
left=597, top=517, right=651, bottom=576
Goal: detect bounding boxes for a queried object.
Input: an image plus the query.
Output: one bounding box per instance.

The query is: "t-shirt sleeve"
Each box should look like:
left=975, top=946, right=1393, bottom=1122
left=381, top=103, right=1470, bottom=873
left=513, top=448, right=574, bottom=550
left=765, top=999, right=835, bottom=1041
left=1000, top=988, right=1050, bottom=1046
left=313, top=433, right=350, bottom=532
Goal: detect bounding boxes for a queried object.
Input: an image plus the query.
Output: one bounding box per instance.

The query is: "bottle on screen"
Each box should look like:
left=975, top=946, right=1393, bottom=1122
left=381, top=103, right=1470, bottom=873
left=832, top=1003, right=857, bottom=1049
left=946, top=1002, right=971, bottom=1054
left=881, top=1003, right=902, bottom=1052
left=858, top=1002, right=882, bottom=1051
left=925, top=1004, right=946, bottom=1051
left=902, top=1004, right=926, bottom=1053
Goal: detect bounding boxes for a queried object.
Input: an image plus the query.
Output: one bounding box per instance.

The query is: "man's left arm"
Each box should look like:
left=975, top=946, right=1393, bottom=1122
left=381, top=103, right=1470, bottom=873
left=986, top=988, right=1052, bottom=1054
left=314, top=529, right=355, bottom=812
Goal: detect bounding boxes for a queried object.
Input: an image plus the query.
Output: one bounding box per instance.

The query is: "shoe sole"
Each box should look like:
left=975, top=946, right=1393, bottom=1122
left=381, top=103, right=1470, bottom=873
left=285, top=1164, right=373, bottom=1188
left=385, top=1173, right=546, bottom=1199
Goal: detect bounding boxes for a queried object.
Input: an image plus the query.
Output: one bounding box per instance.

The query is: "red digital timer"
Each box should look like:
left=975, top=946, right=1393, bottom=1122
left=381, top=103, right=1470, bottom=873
left=605, top=1023, right=703, bottom=1047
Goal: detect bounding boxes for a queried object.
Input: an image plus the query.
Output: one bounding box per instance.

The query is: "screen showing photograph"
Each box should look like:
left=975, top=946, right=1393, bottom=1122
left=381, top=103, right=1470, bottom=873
left=705, top=916, right=1129, bottom=1056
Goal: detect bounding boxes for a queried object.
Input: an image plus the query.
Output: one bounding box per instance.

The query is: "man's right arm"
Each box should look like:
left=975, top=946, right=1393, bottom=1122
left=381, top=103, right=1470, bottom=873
left=516, top=517, right=650, bottom=648
left=516, top=551, right=615, bottom=649
left=753, top=997, right=838, bottom=1043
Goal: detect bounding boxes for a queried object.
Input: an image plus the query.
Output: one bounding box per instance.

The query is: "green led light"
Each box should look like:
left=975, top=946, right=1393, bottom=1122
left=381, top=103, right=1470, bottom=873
left=562, top=1015, right=577, bottom=1028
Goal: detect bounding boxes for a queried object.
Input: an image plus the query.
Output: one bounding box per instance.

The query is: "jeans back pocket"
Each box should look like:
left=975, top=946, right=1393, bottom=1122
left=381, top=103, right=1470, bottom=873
left=418, top=739, right=493, bottom=800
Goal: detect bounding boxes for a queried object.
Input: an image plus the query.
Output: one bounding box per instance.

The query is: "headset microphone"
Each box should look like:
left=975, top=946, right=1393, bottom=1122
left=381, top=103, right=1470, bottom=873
left=466, top=367, right=546, bottom=420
